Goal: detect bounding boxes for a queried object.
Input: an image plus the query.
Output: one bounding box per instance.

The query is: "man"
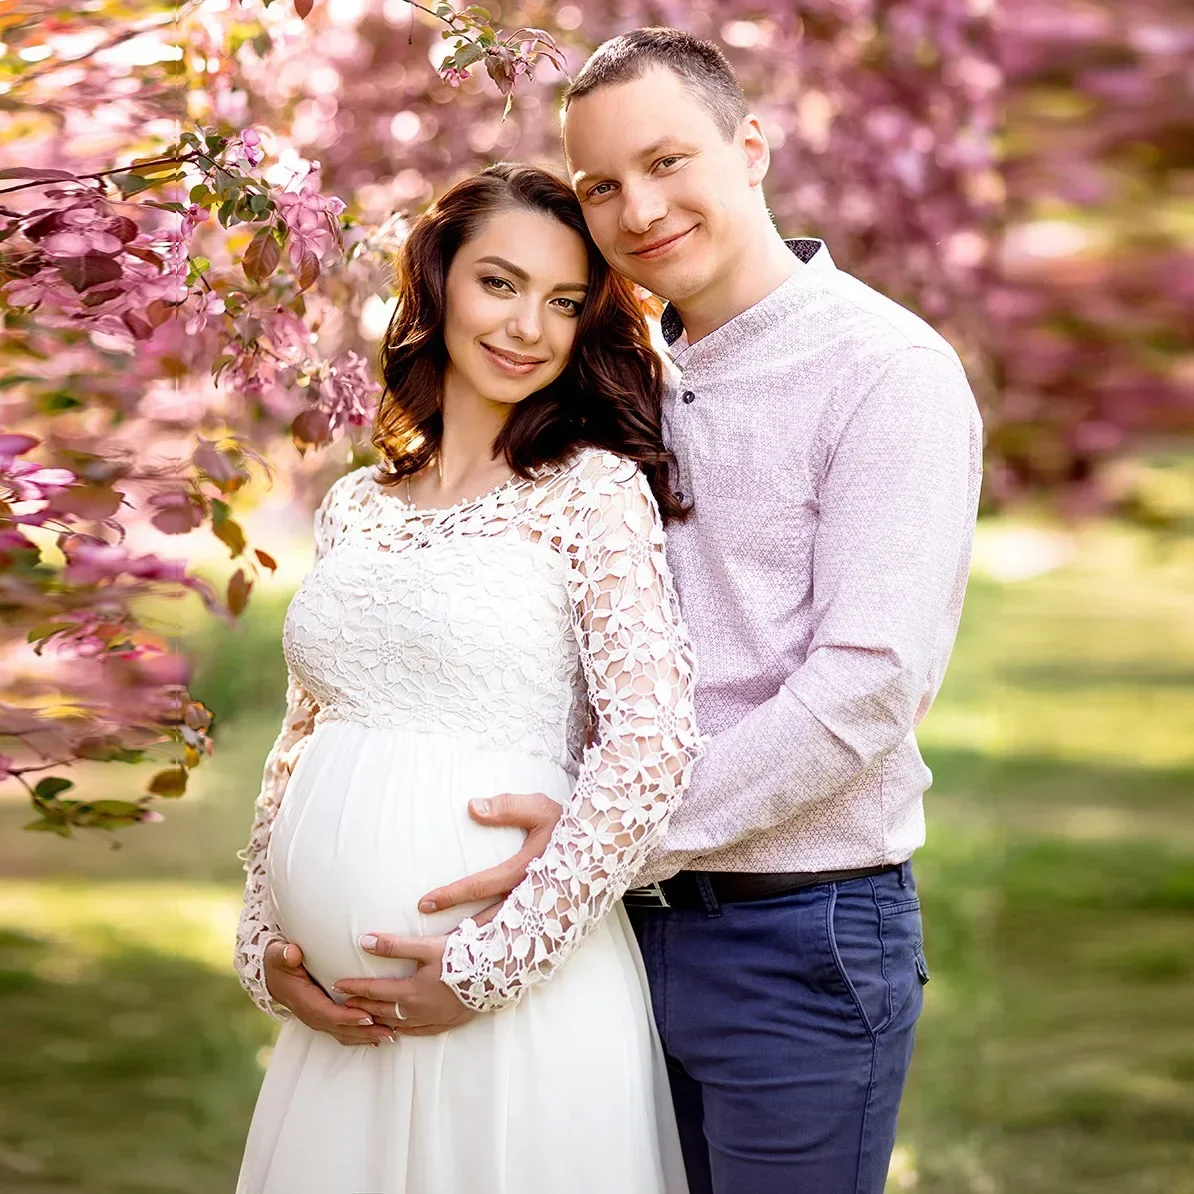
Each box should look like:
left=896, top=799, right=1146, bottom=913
left=264, top=27, right=983, bottom=1194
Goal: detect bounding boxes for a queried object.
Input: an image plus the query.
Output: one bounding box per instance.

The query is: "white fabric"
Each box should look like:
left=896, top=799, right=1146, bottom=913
left=233, top=447, right=699, bottom=1193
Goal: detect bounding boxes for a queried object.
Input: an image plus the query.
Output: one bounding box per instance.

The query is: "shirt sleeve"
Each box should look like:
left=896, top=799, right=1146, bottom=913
left=640, top=346, right=983, bottom=877
left=440, top=453, right=703, bottom=1012
left=232, top=480, right=337, bottom=1020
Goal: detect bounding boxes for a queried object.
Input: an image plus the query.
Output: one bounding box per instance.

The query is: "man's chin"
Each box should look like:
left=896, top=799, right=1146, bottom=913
left=625, top=264, right=708, bottom=309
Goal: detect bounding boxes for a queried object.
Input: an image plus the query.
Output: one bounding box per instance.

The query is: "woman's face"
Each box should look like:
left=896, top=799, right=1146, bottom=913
left=441, top=206, right=591, bottom=407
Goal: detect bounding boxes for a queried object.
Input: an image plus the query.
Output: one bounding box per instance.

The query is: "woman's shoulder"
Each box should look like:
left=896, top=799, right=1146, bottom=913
left=319, top=464, right=377, bottom=510
left=529, top=447, right=655, bottom=535
left=553, top=445, right=643, bottom=492
left=312, top=465, right=378, bottom=537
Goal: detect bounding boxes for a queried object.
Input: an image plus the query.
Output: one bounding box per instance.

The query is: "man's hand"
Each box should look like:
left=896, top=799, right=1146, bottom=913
left=335, top=934, right=478, bottom=1037
left=264, top=940, right=394, bottom=1046
left=416, top=791, right=563, bottom=922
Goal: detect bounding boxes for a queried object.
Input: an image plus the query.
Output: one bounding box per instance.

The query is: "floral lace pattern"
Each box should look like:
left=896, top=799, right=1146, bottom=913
left=234, top=672, right=319, bottom=1021
left=233, top=447, right=702, bottom=1016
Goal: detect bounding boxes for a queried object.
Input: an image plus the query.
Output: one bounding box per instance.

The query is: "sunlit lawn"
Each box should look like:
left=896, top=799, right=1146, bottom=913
left=1, top=521, right=1192, bottom=1193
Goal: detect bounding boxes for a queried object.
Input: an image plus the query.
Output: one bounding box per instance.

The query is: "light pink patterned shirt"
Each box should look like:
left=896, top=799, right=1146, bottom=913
left=636, top=238, right=983, bottom=884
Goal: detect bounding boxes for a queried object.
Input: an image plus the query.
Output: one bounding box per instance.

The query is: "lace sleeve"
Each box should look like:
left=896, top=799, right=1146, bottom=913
left=232, top=478, right=338, bottom=1020
left=440, top=453, right=703, bottom=1012
left=233, top=672, right=320, bottom=1019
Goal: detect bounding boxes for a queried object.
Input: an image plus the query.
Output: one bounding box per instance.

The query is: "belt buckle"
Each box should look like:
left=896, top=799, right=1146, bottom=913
left=624, top=880, right=671, bottom=909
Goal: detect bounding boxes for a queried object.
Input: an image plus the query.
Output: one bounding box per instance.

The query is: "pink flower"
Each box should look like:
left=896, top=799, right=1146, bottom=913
left=38, top=206, right=132, bottom=257
left=184, top=291, right=227, bottom=336
left=63, top=541, right=132, bottom=583
left=274, top=173, right=347, bottom=267
left=0, top=528, right=39, bottom=554
left=0, top=434, right=40, bottom=463
left=442, top=66, right=471, bottom=87
left=2, top=457, right=78, bottom=501
left=317, top=351, right=379, bottom=432
left=226, top=127, right=265, bottom=169
left=3, top=267, right=85, bottom=314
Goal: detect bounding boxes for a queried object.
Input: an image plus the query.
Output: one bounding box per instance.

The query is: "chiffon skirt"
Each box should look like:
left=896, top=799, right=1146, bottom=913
left=234, top=719, right=687, bottom=1194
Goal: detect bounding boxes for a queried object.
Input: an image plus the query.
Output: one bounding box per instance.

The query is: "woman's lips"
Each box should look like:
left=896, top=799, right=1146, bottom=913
left=480, top=343, right=546, bottom=377
left=631, top=227, right=694, bottom=261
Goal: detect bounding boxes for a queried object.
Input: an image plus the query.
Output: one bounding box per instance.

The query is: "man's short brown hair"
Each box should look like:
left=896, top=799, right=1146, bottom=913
left=562, top=27, right=748, bottom=141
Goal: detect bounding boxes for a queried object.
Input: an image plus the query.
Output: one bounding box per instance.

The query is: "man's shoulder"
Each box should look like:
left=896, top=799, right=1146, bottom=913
left=812, top=265, right=963, bottom=372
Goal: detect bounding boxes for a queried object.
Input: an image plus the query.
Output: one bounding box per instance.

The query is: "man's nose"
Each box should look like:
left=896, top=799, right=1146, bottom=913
left=618, top=182, right=667, bottom=236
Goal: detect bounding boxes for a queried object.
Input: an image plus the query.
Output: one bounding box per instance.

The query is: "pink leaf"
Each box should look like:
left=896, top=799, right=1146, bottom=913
left=58, top=254, right=124, bottom=293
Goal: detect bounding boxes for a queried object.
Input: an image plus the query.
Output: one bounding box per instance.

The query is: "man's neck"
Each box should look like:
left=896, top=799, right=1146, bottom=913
left=672, top=231, right=801, bottom=345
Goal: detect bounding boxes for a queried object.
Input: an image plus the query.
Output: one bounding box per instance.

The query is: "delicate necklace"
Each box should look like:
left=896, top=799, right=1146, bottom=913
left=403, top=456, right=517, bottom=511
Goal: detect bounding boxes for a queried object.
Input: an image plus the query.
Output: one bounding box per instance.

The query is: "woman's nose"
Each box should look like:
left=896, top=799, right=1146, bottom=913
left=508, top=303, right=542, bottom=343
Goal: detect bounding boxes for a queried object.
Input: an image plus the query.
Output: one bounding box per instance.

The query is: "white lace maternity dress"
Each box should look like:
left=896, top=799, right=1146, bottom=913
left=232, top=447, right=700, bottom=1194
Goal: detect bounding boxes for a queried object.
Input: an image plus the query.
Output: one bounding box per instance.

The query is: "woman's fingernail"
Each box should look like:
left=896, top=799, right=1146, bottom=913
left=358, top=934, right=377, bottom=950
left=471, top=798, right=491, bottom=815
left=419, top=899, right=437, bottom=913
left=357, top=1017, right=373, bottom=1025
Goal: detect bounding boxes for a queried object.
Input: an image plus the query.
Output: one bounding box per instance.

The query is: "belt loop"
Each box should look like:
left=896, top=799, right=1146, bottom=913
left=898, top=861, right=909, bottom=888
left=695, top=873, right=722, bottom=918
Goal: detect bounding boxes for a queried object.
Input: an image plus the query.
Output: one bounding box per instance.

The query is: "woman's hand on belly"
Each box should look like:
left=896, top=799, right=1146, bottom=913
left=334, top=933, right=478, bottom=1036
left=264, top=941, right=398, bottom=1046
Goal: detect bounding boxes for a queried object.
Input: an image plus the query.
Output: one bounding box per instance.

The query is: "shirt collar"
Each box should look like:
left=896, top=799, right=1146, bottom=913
left=659, top=237, right=834, bottom=354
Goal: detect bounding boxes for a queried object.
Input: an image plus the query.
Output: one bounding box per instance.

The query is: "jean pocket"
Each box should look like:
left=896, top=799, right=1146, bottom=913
left=914, top=941, right=931, bottom=985
left=828, top=883, right=928, bottom=1037
left=826, top=885, right=888, bottom=1037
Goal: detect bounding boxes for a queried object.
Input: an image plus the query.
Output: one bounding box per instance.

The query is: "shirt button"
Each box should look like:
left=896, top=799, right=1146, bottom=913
left=676, top=491, right=686, bottom=503
left=681, top=390, right=695, bottom=404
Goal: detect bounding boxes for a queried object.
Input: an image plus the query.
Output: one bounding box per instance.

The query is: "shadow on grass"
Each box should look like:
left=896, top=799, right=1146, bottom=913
left=899, top=758, right=1194, bottom=1194
left=1004, top=662, right=1194, bottom=691
left=924, top=745, right=1194, bottom=821
left=0, top=926, right=271, bottom=1194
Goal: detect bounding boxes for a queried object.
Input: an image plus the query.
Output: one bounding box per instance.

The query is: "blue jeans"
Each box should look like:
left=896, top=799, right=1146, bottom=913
left=627, top=861, right=929, bottom=1194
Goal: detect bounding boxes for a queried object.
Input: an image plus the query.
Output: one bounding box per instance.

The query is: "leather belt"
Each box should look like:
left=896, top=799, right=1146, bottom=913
left=623, top=864, right=901, bottom=910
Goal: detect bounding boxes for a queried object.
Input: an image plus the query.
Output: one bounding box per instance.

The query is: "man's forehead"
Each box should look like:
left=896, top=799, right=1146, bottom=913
left=563, top=112, right=692, bottom=177
left=563, top=70, right=719, bottom=166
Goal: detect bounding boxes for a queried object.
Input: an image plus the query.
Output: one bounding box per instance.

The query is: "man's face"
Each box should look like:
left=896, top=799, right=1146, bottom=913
left=563, top=66, right=759, bottom=307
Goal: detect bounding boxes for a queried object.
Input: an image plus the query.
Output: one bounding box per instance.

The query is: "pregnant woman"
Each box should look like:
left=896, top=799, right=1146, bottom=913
left=231, top=163, right=701, bottom=1193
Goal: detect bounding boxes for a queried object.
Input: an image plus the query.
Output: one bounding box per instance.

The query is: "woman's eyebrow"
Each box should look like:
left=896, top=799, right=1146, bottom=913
left=476, top=254, right=529, bottom=281
left=476, top=255, right=587, bottom=295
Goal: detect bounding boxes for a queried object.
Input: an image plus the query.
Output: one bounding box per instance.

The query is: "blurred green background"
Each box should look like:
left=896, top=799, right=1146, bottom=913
left=1, top=514, right=1192, bottom=1194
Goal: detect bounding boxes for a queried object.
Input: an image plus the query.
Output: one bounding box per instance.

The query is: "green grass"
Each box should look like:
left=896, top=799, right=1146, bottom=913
left=1, top=520, right=1192, bottom=1193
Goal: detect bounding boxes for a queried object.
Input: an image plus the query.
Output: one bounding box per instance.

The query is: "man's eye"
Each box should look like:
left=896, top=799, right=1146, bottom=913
left=657, top=156, right=682, bottom=170
left=588, top=182, right=614, bottom=198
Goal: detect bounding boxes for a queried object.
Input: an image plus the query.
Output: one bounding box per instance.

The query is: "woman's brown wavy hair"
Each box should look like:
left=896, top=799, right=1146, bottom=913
left=370, top=162, right=686, bottom=521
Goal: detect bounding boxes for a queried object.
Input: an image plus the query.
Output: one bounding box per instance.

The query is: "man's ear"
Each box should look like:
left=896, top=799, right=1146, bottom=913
left=740, top=114, right=771, bottom=187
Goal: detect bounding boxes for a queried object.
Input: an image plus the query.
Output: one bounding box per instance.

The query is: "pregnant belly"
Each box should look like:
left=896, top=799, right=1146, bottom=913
left=266, top=720, right=572, bottom=998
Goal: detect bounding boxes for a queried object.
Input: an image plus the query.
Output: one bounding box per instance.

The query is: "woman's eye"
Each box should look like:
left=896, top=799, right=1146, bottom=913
left=552, top=298, right=582, bottom=315
left=482, top=276, right=515, bottom=293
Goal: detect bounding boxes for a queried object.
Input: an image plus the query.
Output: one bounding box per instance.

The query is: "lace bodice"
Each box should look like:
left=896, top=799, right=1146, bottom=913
left=233, top=447, right=702, bottom=1017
